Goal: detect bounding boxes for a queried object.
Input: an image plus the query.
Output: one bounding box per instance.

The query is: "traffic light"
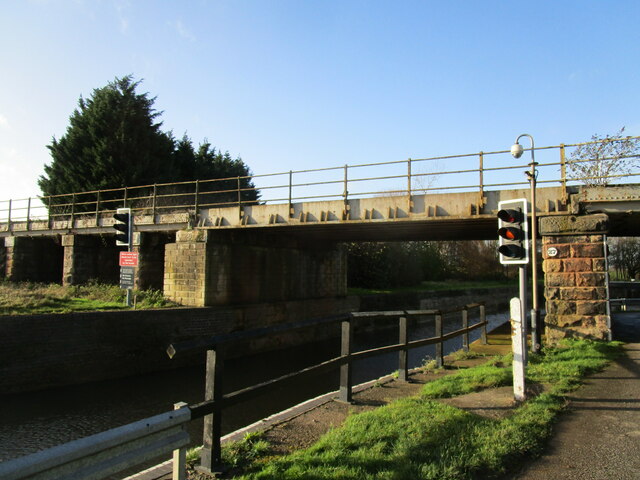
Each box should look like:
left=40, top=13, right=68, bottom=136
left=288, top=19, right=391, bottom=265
left=113, top=208, right=132, bottom=247
left=497, top=199, right=529, bottom=265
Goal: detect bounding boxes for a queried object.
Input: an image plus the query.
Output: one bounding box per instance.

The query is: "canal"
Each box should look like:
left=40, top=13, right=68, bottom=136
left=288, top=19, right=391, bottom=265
left=0, top=311, right=509, bottom=467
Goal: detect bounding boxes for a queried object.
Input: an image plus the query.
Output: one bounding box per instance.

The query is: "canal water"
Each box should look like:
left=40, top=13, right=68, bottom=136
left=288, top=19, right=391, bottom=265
left=0, top=311, right=509, bottom=466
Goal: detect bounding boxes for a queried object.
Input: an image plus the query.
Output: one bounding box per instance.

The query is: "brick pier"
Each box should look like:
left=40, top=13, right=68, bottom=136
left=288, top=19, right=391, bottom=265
left=540, top=214, right=610, bottom=342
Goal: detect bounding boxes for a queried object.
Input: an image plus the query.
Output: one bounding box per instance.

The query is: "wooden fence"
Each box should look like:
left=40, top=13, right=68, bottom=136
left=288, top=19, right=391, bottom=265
left=167, top=303, right=487, bottom=473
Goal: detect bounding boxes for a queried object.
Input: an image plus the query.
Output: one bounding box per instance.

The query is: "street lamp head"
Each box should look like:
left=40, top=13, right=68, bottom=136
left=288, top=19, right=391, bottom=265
left=511, top=142, right=524, bottom=159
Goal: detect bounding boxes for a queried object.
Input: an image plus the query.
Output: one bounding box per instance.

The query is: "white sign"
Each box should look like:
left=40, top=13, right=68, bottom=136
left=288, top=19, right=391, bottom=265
left=547, top=247, right=558, bottom=257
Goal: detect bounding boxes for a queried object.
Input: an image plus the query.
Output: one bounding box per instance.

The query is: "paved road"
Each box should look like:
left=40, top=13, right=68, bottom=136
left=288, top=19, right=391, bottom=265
left=512, top=312, right=640, bottom=480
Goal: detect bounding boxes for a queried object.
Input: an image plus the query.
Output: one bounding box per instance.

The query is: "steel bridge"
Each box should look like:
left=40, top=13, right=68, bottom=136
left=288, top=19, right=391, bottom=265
left=1, top=139, right=640, bottom=241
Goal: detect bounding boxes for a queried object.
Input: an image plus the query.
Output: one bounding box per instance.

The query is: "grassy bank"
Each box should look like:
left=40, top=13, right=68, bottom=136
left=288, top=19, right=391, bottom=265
left=217, top=340, right=621, bottom=480
left=0, top=280, right=177, bottom=315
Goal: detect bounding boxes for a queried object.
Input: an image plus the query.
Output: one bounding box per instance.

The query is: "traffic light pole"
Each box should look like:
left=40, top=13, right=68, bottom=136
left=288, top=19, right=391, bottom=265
left=527, top=159, right=541, bottom=354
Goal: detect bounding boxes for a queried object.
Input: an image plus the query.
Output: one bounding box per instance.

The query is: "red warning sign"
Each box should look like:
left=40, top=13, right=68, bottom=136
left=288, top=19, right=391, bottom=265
left=119, top=251, right=139, bottom=267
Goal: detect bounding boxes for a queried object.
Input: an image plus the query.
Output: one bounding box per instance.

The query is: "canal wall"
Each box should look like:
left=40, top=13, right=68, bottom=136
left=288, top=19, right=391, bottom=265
left=0, top=287, right=517, bottom=395
left=0, top=297, right=357, bottom=395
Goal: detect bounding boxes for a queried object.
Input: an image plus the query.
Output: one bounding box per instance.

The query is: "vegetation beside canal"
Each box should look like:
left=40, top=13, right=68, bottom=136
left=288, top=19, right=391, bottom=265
left=347, top=279, right=514, bottom=296
left=0, top=280, right=176, bottom=315
left=212, top=340, right=622, bottom=480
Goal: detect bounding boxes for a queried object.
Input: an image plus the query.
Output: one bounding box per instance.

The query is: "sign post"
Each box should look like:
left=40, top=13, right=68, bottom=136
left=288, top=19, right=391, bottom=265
left=119, top=252, right=139, bottom=307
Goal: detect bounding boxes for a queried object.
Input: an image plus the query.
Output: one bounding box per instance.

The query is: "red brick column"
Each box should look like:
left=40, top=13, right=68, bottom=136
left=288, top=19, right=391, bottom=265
left=540, top=214, right=610, bottom=343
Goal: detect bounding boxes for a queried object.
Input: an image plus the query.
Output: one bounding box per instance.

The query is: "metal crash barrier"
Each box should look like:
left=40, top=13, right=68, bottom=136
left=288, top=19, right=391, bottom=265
left=0, top=405, right=191, bottom=480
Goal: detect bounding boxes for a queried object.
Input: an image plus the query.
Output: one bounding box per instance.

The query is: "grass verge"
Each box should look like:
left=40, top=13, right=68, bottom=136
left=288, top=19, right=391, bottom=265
left=221, top=339, right=621, bottom=479
left=0, top=280, right=177, bottom=315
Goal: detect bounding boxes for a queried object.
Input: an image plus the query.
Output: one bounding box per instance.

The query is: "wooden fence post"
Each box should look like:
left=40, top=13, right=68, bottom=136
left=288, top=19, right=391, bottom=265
left=339, top=317, right=353, bottom=403
left=200, top=349, right=224, bottom=474
left=435, top=312, right=444, bottom=368
left=462, top=306, right=469, bottom=352
left=480, top=303, right=488, bottom=345
left=398, top=316, right=408, bottom=382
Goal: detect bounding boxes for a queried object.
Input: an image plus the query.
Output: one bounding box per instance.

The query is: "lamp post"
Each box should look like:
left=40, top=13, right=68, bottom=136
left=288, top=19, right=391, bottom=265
left=511, top=134, right=541, bottom=354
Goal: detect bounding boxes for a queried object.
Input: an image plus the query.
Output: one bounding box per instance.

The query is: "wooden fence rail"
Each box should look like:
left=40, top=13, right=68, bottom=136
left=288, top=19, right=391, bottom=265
left=167, top=303, right=487, bottom=474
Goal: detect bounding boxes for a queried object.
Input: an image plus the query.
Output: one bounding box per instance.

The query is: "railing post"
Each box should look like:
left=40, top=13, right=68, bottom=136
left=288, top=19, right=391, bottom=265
left=95, top=191, right=101, bottom=227
left=237, top=177, right=243, bottom=220
left=47, top=196, right=52, bottom=229
left=339, top=317, right=353, bottom=403
left=195, top=180, right=200, bottom=226
left=26, top=197, right=31, bottom=230
left=480, top=303, right=487, bottom=345
left=462, top=306, right=469, bottom=352
left=288, top=170, right=293, bottom=218
left=200, top=348, right=224, bottom=474
left=173, top=401, right=188, bottom=480
left=398, top=316, right=408, bottom=382
left=7, top=199, right=12, bottom=232
left=152, top=184, right=157, bottom=224
left=560, top=144, right=568, bottom=204
left=123, top=187, right=128, bottom=207
left=435, top=312, right=444, bottom=368
left=407, top=158, right=413, bottom=214
left=70, top=193, right=76, bottom=229
left=478, top=151, right=485, bottom=208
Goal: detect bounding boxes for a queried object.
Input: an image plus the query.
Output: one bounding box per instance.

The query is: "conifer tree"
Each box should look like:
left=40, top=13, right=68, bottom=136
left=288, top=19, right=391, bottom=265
left=38, top=76, right=259, bottom=207
left=39, top=76, right=175, bottom=196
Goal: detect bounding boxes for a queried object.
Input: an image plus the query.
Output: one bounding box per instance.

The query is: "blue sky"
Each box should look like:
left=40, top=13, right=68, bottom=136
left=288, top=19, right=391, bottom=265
left=1, top=0, right=639, bottom=201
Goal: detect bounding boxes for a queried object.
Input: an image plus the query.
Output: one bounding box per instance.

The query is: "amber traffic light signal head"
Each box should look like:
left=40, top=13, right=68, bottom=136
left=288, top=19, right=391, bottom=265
left=497, top=199, right=529, bottom=265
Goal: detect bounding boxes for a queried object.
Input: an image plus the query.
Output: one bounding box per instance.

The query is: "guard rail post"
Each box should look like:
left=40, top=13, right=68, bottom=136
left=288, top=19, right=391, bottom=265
left=339, top=316, right=353, bottom=403
left=173, top=402, right=188, bottom=480
left=398, top=315, right=408, bottom=382
left=435, top=311, right=444, bottom=367
left=200, top=348, right=224, bottom=474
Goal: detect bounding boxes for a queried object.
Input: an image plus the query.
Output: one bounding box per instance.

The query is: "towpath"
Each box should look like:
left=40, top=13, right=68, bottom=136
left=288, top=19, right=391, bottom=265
left=510, top=312, right=640, bottom=480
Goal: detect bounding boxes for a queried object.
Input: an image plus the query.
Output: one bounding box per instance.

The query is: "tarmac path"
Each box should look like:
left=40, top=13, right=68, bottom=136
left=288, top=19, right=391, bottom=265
left=511, top=314, right=640, bottom=480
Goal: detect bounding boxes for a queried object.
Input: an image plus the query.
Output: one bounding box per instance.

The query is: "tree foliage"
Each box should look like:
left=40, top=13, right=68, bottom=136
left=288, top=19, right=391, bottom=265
left=567, top=127, right=640, bottom=186
left=39, top=76, right=259, bottom=206
left=609, top=237, right=640, bottom=280
left=347, top=240, right=505, bottom=289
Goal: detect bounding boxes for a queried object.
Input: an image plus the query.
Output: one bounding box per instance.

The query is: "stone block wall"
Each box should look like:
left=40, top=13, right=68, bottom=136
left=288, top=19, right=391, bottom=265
left=62, top=235, right=119, bottom=285
left=134, top=232, right=173, bottom=291
left=0, top=296, right=358, bottom=394
left=540, top=214, right=610, bottom=342
left=164, top=230, right=347, bottom=307
left=5, top=236, right=63, bottom=282
left=0, top=238, right=5, bottom=278
left=164, top=238, right=209, bottom=305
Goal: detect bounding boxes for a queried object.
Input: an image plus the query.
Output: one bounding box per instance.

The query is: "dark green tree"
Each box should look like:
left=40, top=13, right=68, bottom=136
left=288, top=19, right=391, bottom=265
left=39, top=76, right=175, bottom=196
left=39, top=75, right=259, bottom=208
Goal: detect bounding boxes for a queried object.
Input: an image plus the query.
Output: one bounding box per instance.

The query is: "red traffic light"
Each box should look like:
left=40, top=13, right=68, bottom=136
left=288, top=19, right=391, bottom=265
left=497, top=209, right=523, bottom=224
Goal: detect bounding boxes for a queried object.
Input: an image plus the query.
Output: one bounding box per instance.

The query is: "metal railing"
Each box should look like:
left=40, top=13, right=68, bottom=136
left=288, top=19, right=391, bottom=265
left=167, top=303, right=487, bottom=473
left=1, top=137, right=639, bottom=229
left=0, top=405, right=191, bottom=480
